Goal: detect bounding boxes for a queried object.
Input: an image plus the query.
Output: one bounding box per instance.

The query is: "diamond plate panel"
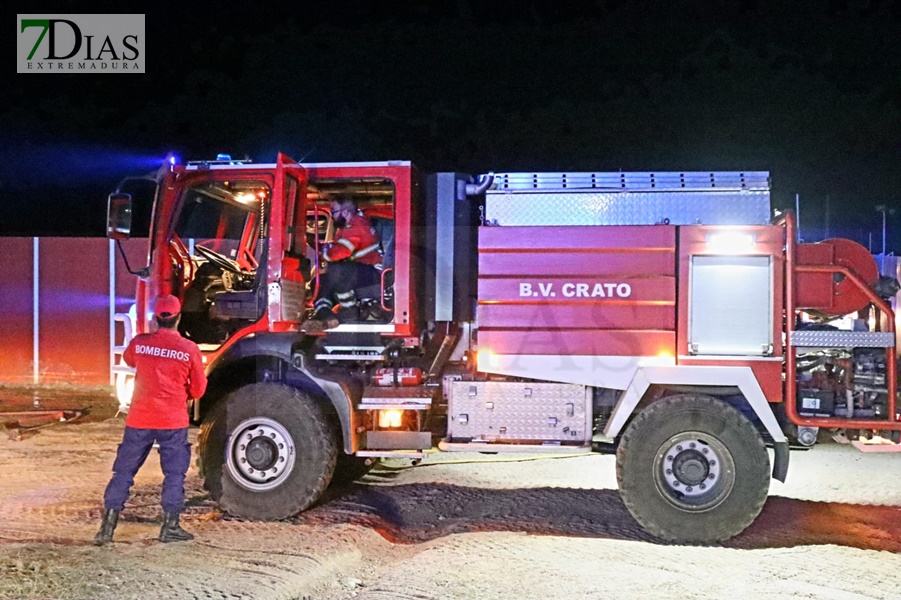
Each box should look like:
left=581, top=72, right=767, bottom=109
left=790, top=330, right=896, bottom=348
left=491, top=171, right=770, bottom=192
left=448, top=381, right=591, bottom=443
left=485, top=190, right=770, bottom=226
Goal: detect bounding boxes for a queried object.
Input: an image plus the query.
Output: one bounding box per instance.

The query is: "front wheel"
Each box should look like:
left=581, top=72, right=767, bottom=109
left=198, top=382, right=338, bottom=520
left=616, top=394, right=770, bottom=543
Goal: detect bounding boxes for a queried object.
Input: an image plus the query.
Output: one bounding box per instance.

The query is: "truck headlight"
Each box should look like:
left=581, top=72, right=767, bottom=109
left=378, top=410, right=404, bottom=429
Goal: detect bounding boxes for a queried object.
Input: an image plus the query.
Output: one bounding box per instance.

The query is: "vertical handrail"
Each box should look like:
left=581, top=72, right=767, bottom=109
left=311, top=206, right=322, bottom=305
left=784, top=212, right=797, bottom=424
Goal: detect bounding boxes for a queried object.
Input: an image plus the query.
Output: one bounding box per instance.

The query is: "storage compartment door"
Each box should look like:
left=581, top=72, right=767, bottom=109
left=689, top=255, right=773, bottom=356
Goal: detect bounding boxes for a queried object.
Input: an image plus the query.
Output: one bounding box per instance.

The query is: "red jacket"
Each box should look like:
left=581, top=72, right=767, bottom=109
left=123, top=328, right=207, bottom=429
left=323, top=213, right=381, bottom=267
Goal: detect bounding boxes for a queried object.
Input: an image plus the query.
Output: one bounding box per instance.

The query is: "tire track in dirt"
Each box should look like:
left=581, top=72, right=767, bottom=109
left=100, top=543, right=328, bottom=600
left=301, top=481, right=901, bottom=553
left=0, top=466, right=214, bottom=542
left=0, top=418, right=220, bottom=546
left=0, top=539, right=354, bottom=600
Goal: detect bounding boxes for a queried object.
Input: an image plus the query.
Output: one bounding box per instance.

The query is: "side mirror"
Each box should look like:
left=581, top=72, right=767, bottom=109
left=107, top=193, right=133, bottom=240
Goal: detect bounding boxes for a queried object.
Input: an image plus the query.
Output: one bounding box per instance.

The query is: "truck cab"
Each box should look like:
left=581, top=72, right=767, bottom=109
left=111, top=155, right=420, bottom=347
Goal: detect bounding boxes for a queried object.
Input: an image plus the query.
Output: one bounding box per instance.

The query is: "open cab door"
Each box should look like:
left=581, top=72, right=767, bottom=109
left=268, top=153, right=309, bottom=332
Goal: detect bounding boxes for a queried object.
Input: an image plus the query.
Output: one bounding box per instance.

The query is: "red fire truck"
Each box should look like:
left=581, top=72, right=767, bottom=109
left=107, top=153, right=899, bottom=543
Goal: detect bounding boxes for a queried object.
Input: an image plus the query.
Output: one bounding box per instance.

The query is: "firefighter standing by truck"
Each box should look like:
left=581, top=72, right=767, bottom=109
left=94, top=294, right=208, bottom=545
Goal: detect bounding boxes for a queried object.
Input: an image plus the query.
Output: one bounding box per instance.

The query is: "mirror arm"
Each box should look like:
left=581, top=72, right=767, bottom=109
left=116, top=239, right=150, bottom=277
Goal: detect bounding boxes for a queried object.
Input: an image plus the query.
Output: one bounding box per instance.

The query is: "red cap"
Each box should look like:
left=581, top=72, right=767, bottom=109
left=155, top=294, right=181, bottom=318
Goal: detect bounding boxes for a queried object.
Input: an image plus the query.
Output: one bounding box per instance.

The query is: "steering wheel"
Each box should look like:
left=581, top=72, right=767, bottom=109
left=195, top=244, right=242, bottom=274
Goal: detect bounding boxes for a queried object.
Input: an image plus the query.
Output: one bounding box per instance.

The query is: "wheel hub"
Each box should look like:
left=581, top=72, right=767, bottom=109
left=226, top=418, right=296, bottom=491
left=659, top=437, right=723, bottom=499
left=671, top=449, right=709, bottom=486
left=246, top=436, right=277, bottom=470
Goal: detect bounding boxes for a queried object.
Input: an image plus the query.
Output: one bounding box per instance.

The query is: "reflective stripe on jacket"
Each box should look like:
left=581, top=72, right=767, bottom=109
left=323, top=213, right=382, bottom=267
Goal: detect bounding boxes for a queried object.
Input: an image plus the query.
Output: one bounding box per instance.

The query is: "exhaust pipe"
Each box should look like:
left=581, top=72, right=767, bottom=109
left=465, top=173, right=494, bottom=196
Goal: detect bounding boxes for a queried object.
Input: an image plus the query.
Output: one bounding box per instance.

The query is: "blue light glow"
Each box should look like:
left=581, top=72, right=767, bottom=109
left=41, top=289, right=113, bottom=311
left=1, top=142, right=173, bottom=185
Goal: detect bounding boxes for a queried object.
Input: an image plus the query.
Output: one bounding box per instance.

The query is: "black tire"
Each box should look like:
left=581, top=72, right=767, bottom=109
left=200, top=382, right=339, bottom=520
left=197, top=399, right=228, bottom=501
left=616, top=394, right=770, bottom=543
left=331, top=455, right=378, bottom=485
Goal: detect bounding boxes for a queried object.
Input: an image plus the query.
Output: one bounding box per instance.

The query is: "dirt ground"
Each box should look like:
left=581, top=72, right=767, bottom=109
left=2, top=385, right=901, bottom=600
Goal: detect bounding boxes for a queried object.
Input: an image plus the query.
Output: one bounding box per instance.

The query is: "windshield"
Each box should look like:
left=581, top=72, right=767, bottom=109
left=173, top=179, right=269, bottom=263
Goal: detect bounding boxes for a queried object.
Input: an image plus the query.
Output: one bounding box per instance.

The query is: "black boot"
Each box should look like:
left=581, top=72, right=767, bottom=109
left=93, top=509, right=119, bottom=546
left=159, top=511, right=194, bottom=543
left=336, top=304, right=360, bottom=323
left=300, top=308, right=339, bottom=333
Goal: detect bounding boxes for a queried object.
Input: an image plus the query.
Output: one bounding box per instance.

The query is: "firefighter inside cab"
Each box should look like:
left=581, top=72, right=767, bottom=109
left=302, top=196, right=383, bottom=332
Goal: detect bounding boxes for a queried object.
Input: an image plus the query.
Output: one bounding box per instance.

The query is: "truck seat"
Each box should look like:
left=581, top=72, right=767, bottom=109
left=370, top=216, right=394, bottom=270
left=355, top=216, right=394, bottom=320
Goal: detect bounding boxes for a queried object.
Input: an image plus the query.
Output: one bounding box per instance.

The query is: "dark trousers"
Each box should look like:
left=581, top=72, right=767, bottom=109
left=103, top=426, right=191, bottom=513
left=317, top=261, right=380, bottom=308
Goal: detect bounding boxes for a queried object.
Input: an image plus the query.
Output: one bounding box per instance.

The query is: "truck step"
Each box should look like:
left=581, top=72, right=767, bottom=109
left=315, top=345, right=386, bottom=362
left=359, top=386, right=435, bottom=409
left=364, top=430, right=431, bottom=451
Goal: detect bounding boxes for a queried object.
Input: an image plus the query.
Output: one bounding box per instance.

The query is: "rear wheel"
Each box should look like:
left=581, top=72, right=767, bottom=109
left=198, top=382, right=338, bottom=520
left=616, top=394, right=770, bottom=543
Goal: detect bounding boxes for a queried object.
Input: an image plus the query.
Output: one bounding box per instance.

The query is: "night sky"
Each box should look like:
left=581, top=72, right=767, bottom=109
left=5, top=0, right=900, bottom=251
